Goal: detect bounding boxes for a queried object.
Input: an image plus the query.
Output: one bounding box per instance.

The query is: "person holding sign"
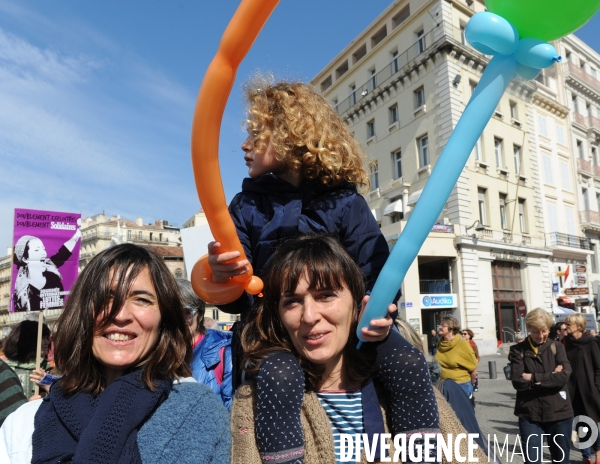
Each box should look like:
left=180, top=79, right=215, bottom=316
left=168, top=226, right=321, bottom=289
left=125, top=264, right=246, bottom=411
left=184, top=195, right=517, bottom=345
left=12, top=219, right=82, bottom=312
left=0, top=244, right=230, bottom=463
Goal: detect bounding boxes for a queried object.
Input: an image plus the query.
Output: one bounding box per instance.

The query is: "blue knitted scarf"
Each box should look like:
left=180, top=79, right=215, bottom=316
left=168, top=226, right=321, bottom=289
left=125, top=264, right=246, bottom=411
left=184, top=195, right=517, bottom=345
left=31, top=369, right=171, bottom=464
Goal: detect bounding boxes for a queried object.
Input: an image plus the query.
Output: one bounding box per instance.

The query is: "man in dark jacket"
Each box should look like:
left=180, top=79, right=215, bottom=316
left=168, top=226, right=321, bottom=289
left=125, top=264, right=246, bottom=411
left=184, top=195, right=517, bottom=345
left=509, top=308, right=573, bottom=464
left=564, top=313, right=600, bottom=463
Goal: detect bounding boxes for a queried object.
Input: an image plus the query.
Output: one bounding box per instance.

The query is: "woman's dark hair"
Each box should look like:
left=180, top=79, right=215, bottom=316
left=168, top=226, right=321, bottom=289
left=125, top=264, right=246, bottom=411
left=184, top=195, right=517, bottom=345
left=464, top=329, right=475, bottom=340
left=175, top=278, right=206, bottom=336
left=54, top=243, right=192, bottom=395
left=241, top=235, right=376, bottom=390
left=3, top=320, right=50, bottom=363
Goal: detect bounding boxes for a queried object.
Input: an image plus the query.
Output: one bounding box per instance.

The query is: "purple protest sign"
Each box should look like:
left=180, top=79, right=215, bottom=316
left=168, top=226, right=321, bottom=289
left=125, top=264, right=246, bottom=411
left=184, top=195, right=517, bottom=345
left=10, top=209, right=82, bottom=312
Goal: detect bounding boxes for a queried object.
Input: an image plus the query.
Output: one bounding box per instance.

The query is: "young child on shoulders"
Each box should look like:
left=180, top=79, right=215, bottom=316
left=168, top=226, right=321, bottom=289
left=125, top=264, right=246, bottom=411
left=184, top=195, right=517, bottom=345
left=208, top=77, right=439, bottom=464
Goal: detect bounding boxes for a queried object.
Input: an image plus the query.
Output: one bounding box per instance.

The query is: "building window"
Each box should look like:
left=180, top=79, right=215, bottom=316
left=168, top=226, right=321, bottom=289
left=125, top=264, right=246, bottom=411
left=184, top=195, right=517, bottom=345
left=592, top=146, right=598, bottom=165
left=538, top=115, right=548, bottom=137
left=336, top=61, right=349, bottom=79
left=369, top=68, right=377, bottom=91
left=580, top=60, right=586, bottom=70
left=560, top=161, right=572, bottom=191
left=494, top=138, right=503, bottom=168
left=349, top=84, right=356, bottom=106
left=499, top=194, right=508, bottom=229
left=392, top=149, right=402, bottom=179
left=592, top=67, right=598, bottom=80
left=392, top=6, right=410, bottom=28
left=149, top=232, right=153, bottom=241
left=138, top=231, right=143, bottom=239
left=389, top=104, right=398, bottom=124
left=418, top=135, right=429, bottom=167
left=459, top=24, right=467, bottom=45
left=543, top=154, right=554, bottom=185
left=332, top=98, right=338, bottom=111
left=391, top=50, right=399, bottom=74
left=472, top=137, right=482, bottom=161
left=565, top=208, right=576, bottom=236
left=367, top=120, right=375, bottom=138
left=320, top=76, right=332, bottom=92
left=478, top=188, right=488, bottom=226
left=127, top=230, right=132, bottom=240
left=572, top=94, right=579, bottom=113
left=414, top=87, right=425, bottom=108
left=583, top=188, right=591, bottom=211
left=352, top=44, right=367, bottom=64
left=547, top=202, right=558, bottom=233
left=518, top=199, right=527, bottom=233
left=577, top=140, right=585, bottom=159
left=513, top=144, right=521, bottom=174
left=370, top=162, right=379, bottom=190
left=556, top=124, right=566, bottom=145
left=509, top=101, right=518, bottom=120
left=469, top=80, right=477, bottom=96
left=416, top=30, right=425, bottom=54
left=592, top=243, right=599, bottom=274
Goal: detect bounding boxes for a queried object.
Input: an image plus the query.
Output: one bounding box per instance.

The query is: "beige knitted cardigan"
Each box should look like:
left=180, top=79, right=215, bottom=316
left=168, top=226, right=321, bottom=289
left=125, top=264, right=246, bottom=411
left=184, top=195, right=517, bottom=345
left=230, top=384, right=488, bottom=464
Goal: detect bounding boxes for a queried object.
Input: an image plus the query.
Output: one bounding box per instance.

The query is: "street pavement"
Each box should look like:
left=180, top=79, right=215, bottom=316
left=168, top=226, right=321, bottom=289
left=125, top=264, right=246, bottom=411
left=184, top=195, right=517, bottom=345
left=470, top=353, right=585, bottom=464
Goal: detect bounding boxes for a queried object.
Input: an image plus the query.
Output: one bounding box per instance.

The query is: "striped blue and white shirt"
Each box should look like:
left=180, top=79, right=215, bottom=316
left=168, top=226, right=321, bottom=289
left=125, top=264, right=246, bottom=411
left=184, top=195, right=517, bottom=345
left=316, top=389, right=364, bottom=463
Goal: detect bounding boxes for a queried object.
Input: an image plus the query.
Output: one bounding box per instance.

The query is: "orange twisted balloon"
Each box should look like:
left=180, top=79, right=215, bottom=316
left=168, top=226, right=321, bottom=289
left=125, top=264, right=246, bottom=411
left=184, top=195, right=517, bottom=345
left=190, top=0, right=279, bottom=304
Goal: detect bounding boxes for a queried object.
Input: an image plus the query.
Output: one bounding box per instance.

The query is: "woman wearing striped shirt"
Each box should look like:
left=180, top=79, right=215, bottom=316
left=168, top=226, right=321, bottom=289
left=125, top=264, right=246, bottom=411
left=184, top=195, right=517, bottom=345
left=232, top=235, right=440, bottom=463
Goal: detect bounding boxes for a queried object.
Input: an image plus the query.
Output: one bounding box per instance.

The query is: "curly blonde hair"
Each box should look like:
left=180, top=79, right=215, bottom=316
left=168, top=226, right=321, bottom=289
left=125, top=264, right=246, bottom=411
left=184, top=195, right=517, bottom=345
left=243, top=77, right=371, bottom=191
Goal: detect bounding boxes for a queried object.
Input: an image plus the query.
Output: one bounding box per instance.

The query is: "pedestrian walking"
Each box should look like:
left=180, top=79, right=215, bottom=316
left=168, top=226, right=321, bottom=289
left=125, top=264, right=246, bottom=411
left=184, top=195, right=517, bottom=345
left=564, top=313, right=600, bottom=464
left=435, top=316, right=478, bottom=399
left=509, top=308, right=573, bottom=464
left=462, top=328, right=480, bottom=392
left=429, top=328, right=440, bottom=356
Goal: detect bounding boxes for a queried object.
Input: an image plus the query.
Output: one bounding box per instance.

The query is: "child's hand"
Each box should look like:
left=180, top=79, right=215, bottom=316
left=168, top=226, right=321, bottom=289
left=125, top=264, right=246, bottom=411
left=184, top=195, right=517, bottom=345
left=207, top=241, right=250, bottom=283
left=358, top=295, right=394, bottom=342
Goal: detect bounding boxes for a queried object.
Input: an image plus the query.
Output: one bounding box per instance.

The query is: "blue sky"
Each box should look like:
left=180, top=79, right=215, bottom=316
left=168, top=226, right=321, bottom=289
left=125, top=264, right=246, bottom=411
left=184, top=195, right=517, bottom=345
left=0, top=0, right=599, bottom=251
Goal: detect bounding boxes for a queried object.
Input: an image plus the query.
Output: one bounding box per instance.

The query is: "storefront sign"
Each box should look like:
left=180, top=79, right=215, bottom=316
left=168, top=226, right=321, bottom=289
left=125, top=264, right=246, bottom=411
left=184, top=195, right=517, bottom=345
left=490, top=251, right=526, bottom=262
left=552, top=283, right=559, bottom=293
left=577, top=276, right=587, bottom=285
left=564, top=287, right=589, bottom=296
left=421, top=294, right=457, bottom=309
left=575, top=264, right=587, bottom=273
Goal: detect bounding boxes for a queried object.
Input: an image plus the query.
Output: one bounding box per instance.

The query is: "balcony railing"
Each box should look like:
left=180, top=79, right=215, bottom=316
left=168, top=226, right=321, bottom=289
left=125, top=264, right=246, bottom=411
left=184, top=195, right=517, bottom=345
left=564, top=61, right=600, bottom=94
left=578, top=158, right=593, bottom=175
left=546, top=232, right=591, bottom=250
left=580, top=210, right=600, bottom=226
left=335, top=23, right=461, bottom=115
left=590, top=115, right=600, bottom=133
left=573, top=112, right=587, bottom=127
left=419, top=279, right=451, bottom=294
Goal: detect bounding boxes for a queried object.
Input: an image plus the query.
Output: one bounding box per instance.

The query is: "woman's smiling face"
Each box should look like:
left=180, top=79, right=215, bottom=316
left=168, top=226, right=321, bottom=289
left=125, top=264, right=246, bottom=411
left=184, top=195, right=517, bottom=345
left=92, top=267, right=161, bottom=380
left=278, top=274, right=354, bottom=375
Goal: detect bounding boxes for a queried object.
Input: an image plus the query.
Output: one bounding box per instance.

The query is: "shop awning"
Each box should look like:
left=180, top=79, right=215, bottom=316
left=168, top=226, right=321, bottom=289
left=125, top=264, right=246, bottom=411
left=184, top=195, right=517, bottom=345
left=384, top=200, right=403, bottom=216
left=407, top=189, right=422, bottom=206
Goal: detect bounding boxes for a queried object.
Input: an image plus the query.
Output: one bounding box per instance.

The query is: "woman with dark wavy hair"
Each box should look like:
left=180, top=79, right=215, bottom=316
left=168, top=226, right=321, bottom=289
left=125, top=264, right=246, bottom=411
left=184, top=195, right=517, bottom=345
left=0, top=243, right=230, bottom=464
left=231, top=235, right=440, bottom=463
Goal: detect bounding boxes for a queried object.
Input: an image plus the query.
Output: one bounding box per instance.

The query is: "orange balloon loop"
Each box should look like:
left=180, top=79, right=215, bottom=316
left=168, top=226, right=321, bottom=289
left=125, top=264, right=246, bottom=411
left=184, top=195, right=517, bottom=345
left=190, top=0, right=279, bottom=304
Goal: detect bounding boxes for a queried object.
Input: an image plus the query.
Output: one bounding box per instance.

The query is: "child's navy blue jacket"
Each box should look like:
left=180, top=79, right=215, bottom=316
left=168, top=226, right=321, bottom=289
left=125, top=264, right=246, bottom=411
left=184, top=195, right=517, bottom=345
left=219, top=174, right=390, bottom=316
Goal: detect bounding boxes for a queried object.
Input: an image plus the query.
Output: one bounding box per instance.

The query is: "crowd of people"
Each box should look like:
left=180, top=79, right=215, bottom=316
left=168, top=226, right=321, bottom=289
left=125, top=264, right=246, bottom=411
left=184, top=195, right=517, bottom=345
left=0, top=76, right=594, bottom=464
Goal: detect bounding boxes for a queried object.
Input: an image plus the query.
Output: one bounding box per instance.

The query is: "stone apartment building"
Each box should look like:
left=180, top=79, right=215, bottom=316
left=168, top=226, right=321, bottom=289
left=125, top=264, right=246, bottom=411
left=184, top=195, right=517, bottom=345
left=311, top=0, right=599, bottom=353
